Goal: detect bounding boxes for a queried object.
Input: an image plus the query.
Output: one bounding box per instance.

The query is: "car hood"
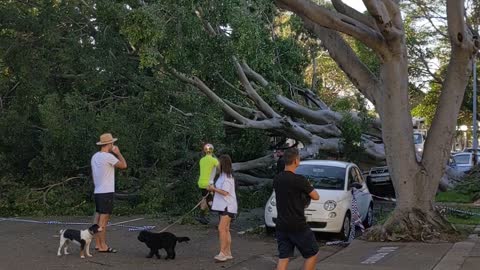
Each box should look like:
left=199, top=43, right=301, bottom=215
left=310, top=189, right=350, bottom=205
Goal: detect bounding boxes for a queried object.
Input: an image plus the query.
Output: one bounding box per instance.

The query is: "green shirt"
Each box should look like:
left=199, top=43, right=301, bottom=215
left=198, top=154, right=219, bottom=189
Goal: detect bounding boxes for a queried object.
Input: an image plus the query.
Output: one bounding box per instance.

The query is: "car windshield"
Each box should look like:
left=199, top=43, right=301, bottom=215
left=413, top=133, right=423, bottom=144
left=453, top=154, right=470, bottom=165
left=295, top=164, right=346, bottom=190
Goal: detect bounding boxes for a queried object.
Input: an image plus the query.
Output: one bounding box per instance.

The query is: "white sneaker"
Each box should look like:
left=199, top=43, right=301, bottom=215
left=225, top=254, right=233, bottom=260
left=214, top=253, right=228, bottom=262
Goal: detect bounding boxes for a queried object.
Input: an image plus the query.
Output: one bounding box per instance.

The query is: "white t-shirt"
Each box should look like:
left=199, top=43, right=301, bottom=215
left=211, top=173, right=237, bottom=214
left=91, top=152, right=119, bottom=194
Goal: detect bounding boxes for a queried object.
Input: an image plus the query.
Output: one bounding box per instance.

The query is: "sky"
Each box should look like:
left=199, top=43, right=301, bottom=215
left=341, top=0, right=367, bottom=12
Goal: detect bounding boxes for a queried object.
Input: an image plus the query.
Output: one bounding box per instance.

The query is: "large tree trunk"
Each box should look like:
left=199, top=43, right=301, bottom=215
left=363, top=52, right=455, bottom=241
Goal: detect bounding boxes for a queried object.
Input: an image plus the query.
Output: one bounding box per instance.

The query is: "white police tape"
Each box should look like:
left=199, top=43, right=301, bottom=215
left=439, top=206, right=480, bottom=217
left=371, top=194, right=397, bottom=202
left=325, top=192, right=480, bottom=246
left=0, top=217, right=156, bottom=231
left=0, top=194, right=209, bottom=232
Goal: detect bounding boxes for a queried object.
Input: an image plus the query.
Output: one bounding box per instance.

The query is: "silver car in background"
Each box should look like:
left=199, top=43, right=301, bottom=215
left=450, top=152, right=480, bottom=173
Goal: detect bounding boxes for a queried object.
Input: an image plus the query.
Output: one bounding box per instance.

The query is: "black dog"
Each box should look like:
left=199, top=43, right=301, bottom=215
left=137, top=231, right=190, bottom=260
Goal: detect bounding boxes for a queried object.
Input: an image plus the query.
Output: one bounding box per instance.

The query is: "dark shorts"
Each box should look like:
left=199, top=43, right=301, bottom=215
left=94, top=192, right=114, bottom=214
left=218, top=207, right=236, bottom=219
left=276, top=229, right=319, bottom=259
left=200, top=188, right=213, bottom=207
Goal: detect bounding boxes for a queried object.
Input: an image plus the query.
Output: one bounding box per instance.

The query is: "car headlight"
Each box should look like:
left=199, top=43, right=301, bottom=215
left=270, top=196, right=276, bottom=207
left=324, top=200, right=337, bottom=211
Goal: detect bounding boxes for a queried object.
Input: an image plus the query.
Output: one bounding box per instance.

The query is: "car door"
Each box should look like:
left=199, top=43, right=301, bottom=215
left=452, top=153, right=472, bottom=172
left=347, top=166, right=367, bottom=220
left=353, top=167, right=371, bottom=219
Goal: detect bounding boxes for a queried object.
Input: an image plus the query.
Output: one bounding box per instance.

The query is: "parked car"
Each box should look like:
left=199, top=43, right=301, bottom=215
left=264, top=160, right=374, bottom=240
left=462, top=148, right=480, bottom=153
left=449, top=152, right=480, bottom=173
left=366, top=166, right=395, bottom=198
left=413, top=131, right=426, bottom=153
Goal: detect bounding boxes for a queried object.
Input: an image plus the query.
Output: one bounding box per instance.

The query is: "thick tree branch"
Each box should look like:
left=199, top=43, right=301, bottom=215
left=171, top=65, right=321, bottom=144
left=299, top=123, right=342, bottom=137
left=277, top=95, right=382, bottom=130
left=276, top=0, right=388, bottom=57
left=240, top=61, right=269, bottom=87
left=223, top=99, right=267, bottom=120
left=233, top=56, right=280, bottom=118
left=362, top=0, right=403, bottom=41
left=169, top=105, right=193, bottom=117
left=361, top=135, right=386, bottom=161
left=215, top=72, right=248, bottom=97
left=234, top=172, right=272, bottom=186
left=169, top=68, right=249, bottom=123
left=233, top=154, right=275, bottom=171
left=303, top=19, right=380, bottom=104
left=423, top=0, right=479, bottom=195
left=195, top=7, right=217, bottom=37
left=332, top=0, right=377, bottom=30
left=169, top=67, right=281, bottom=130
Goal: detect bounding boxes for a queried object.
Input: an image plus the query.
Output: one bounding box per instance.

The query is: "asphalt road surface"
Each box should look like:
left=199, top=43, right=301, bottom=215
left=0, top=216, right=343, bottom=270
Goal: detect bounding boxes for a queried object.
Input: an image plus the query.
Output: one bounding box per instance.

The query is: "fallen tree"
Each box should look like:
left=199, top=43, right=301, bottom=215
left=170, top=0, right=478, bottom=241
left=124, top=0, right=478, bottom=241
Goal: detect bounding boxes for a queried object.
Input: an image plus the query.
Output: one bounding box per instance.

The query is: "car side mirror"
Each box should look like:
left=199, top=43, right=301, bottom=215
left=350, top=182, right=362, bottom=190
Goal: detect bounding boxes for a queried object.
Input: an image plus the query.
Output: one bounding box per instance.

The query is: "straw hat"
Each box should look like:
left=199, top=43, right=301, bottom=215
left=96, top=133, right=118, bottom=145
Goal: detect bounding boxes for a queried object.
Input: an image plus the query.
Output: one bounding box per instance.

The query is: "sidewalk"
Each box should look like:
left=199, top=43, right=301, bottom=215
left=459, top=226, right=480, bottom=270
left=311, top=225, right=480, bottom=270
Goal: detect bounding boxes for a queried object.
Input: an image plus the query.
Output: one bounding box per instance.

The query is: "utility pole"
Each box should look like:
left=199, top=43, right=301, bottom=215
left=472, top=0, right=479, bottom=166
left=474, top=53, right=478, bottom=165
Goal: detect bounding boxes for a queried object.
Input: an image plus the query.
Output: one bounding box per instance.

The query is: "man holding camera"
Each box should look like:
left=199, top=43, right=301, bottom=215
left=273, top=148, right=320, bottom=270
left=91, top=133, right=127, bottom=253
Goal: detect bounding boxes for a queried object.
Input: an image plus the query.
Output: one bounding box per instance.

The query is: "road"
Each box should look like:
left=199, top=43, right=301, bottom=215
left=0, top=215, right=344, bottom=270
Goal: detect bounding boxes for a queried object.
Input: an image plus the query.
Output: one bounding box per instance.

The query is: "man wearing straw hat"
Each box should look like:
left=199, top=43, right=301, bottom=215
left=91, top=133, right=127, bottom=253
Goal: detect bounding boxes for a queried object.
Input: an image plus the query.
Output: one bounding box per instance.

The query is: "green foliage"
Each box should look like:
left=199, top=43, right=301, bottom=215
left=436, top=192, right=473, bottom=203
left=452, top=166, right=480, bottom=201
left=236, top=185, right=273, bottom=210
left=339, top=113, right=366, bottom=163
left=411, top=82, right=441, bottom=125
left=337, top=94, right=371, bottom=163
left=0, top=0, right=312, bottom=216
left=224, top=129, right=270, bottom=162
left=446, top=215, right=480, bottom=226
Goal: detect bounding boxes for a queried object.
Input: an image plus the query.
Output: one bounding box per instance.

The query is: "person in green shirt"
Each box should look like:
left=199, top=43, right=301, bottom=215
left=195, top=143, right=220, bottom=225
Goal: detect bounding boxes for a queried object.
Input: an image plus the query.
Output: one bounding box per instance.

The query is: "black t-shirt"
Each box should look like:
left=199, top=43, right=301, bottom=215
left=276, top=157, right=285, bottom=174
left=273, top=171, right=314, bottom=232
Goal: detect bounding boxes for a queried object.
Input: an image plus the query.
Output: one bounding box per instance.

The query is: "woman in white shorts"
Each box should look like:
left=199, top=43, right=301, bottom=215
left=207, top=154, right=237, bottom=262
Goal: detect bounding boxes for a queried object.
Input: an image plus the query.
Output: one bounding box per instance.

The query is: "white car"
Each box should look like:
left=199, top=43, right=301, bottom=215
left=264, top=160, right=374, bottom=240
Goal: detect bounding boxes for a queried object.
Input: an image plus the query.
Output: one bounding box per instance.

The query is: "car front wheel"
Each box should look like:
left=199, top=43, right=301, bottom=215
left=339, top=212, right=351, bottom=241
left=265, top=224, right=275, bottom=235
left=363, top=204, right=374, bottom=228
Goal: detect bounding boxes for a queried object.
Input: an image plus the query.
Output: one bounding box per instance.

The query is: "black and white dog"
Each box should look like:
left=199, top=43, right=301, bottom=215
left=57, top=224, right=101, bottom=258
left=137, top=231, right=190, bottom=260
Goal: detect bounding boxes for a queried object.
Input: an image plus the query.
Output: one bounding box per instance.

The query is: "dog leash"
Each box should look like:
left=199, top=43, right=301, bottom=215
left=156, top=194, right=209, bottom=233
